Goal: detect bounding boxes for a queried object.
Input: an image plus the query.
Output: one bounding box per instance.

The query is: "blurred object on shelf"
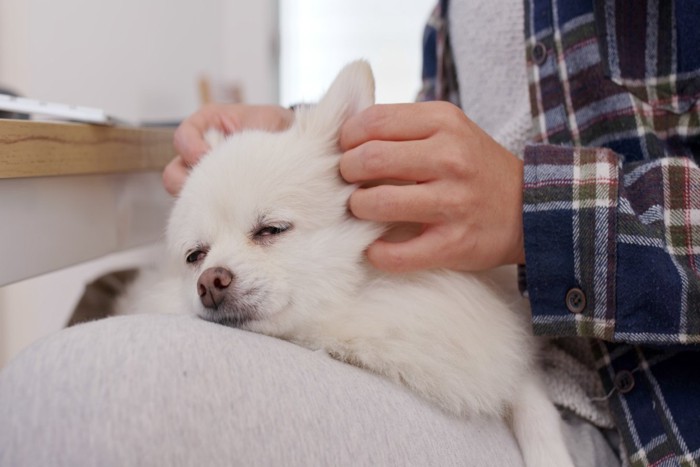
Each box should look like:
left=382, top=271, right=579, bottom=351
left=0, top=87, right=29, bottom=120
left=198, top=75, right=244, bottom=106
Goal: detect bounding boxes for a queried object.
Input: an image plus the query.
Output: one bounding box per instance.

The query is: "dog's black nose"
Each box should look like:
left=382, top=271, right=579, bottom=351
left=198, top=267, right=234, bottom=309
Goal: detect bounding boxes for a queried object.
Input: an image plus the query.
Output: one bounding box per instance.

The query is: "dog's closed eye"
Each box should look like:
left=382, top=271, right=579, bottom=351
left=186, top=248, right=208, bottom=265
left=252, top=223, right=292, bottom=244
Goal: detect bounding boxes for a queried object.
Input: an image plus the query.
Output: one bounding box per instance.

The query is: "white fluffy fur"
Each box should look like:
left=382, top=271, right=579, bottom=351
left=125, top=61, right=574, bottom=466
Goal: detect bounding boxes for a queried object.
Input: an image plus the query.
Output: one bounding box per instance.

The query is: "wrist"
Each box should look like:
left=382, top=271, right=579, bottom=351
left=504, top=155, right=526, bottom=266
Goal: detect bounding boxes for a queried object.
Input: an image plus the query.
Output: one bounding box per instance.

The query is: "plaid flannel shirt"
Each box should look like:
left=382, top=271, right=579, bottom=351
left=421, top=1, right=700, bottom=465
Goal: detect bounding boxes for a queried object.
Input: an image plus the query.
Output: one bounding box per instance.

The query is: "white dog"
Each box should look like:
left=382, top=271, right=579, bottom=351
left=128, top=61, right=574, bottom=467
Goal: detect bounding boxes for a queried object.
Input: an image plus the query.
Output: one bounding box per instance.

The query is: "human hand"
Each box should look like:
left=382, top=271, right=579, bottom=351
left=164, top=104, right=294, bottom=195
left=339, top=101, right=525, bottom=273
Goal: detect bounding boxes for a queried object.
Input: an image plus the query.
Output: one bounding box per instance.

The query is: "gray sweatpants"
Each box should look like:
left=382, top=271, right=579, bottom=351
left=0, top=315, right=620, bottom=466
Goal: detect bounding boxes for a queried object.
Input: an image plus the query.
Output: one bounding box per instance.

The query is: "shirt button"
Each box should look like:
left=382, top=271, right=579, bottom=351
left=532, top=42, right=548, bottom=65
left=614, top=370, right=635, bottom=394
left=565, top=288, right=586, bottom=314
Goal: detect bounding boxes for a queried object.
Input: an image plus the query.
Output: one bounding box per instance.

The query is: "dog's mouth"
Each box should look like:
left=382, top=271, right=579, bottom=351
left=198, top=302, right=260, bottom=329
left=200, top=313, right=254, bottom=328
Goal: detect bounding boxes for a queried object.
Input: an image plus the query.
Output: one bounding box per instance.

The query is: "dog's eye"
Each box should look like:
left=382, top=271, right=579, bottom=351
left=186, top=249, right=207, bottom=264
left=254, top=225, right=290, bottom=239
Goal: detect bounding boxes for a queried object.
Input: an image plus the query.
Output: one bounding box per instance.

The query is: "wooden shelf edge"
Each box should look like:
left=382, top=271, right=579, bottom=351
left=0, top=119, right=176, bottom=179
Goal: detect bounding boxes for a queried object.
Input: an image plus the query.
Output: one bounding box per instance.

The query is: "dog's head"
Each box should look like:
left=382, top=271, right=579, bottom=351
left=166, top=61, right=383, bottom=336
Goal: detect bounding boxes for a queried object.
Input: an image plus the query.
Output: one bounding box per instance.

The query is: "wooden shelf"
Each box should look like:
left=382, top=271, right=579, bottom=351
left=0, top=119, right=175, bottom=179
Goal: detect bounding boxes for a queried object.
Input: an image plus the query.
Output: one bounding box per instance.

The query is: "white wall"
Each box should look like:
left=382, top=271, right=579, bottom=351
left=0, top=0, right=278, bottom=121
left=221, top=0, right=279, bottom=104
left=0, top=0, right=277, bottom=366
left=279, top=0, right=435, bottom=106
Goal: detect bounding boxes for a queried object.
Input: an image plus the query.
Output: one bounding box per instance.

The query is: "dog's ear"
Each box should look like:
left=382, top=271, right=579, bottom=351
left=317, top=60, right=375, bottom=123
left=293, top=60, right=375, bottom=141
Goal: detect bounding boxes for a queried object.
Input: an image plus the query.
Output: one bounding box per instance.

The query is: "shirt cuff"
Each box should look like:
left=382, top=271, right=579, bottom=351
left=522, top=144, right=620, bottom=340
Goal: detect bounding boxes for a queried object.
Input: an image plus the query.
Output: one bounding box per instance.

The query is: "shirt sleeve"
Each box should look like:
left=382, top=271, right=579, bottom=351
left=523, top=143, right=700, bottom=345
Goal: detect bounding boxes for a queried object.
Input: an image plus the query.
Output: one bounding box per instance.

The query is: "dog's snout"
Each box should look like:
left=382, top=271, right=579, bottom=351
left=197, top=267, right=234, bottom=309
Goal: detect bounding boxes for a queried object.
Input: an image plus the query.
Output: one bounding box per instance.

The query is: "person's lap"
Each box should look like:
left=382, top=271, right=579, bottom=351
left=0, top=314, right=616, bottom=466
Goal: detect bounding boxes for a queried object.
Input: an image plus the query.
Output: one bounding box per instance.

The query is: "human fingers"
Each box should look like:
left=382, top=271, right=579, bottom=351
left=365, top=227, right=457, bottom=273
left=348, top=184, right=447, bottom=224
left=173, top=106, right=239, bottom=166
left=174, top=105, right=294, bottom=167
left=339, top=101, right=465, bottom=151
left=340, top=139, right=441, bottom=183
left=243, top=105, right=295, bottom=132
left=162, top=156, right=189, bottom=196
